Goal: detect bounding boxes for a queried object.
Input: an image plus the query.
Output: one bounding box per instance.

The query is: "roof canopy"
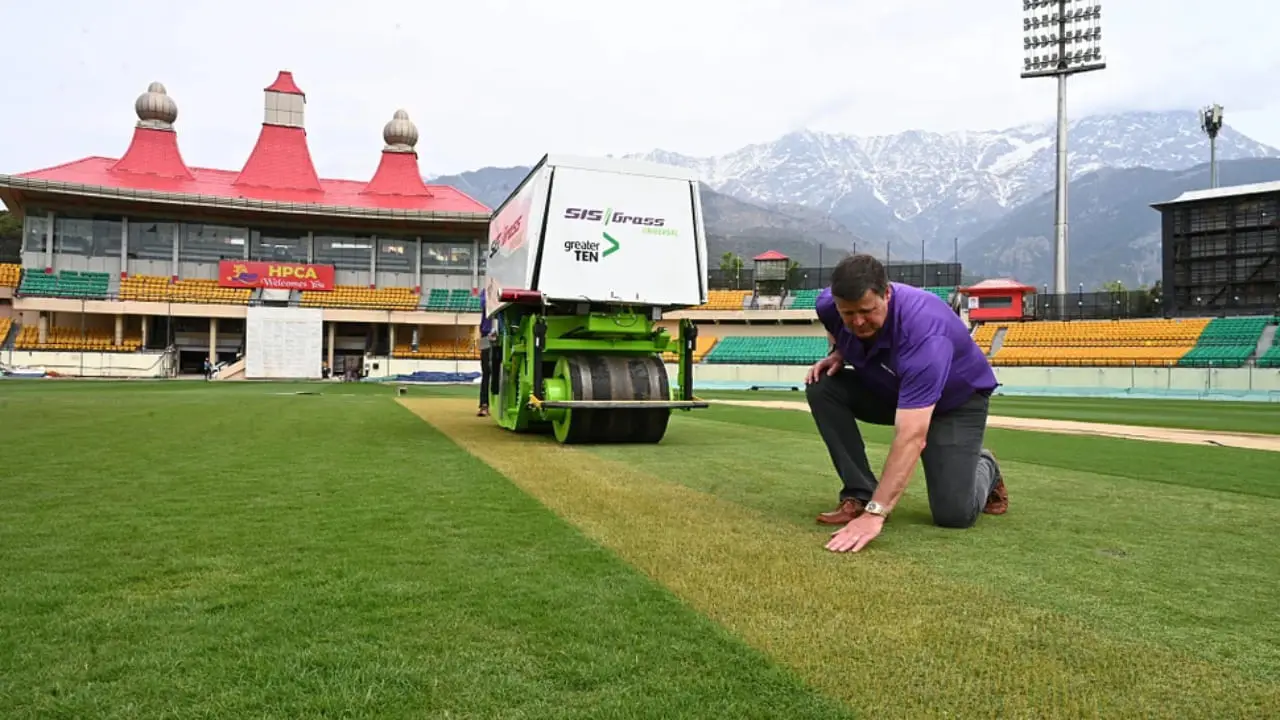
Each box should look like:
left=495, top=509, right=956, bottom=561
left=1151, top=179, right=1280, bottom=209
left=3, top=71, right=489, bottom=218
left=754, top=250, right=789, bottom=261
left=958, top=278, right=1036, bottom=294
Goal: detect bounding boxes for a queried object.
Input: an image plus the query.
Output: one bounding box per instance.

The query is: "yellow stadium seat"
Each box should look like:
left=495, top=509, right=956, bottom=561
left=13, top=324, right=142, bottom=352
left=970, top=323, right=1006, bottom=354
left=300, top=285, right=420, bottom=311
left=0, top=263, right=21, bottom=288
left=689, top=290, right=750, bottom=311
left=661, top=335, right=719, bottom=363
left=391, top=338, right=480, bottom=360
left=119, top=274, right=251, bottom=305
left=989, top=318, right=1211, bottom=367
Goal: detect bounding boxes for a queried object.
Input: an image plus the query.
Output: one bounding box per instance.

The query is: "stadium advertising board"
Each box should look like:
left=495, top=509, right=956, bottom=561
left=218, top=261, right=336, bottom=291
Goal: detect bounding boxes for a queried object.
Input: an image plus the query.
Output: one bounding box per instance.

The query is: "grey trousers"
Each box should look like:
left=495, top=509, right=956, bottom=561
left=805, top=370, right=1001, bottom=529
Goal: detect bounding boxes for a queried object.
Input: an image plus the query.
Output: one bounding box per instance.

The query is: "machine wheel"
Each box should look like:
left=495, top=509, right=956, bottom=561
left=551, top=354, right=671, bottom=444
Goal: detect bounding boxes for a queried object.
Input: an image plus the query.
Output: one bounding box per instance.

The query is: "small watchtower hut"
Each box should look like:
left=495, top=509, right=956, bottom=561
left=753, top=250, right=790, bottom=297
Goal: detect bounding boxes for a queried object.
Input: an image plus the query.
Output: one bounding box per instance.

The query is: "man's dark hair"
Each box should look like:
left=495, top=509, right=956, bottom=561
left=829, top=253, right=888, bottom=302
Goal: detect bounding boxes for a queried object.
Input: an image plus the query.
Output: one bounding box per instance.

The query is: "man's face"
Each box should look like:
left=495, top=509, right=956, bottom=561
left=833, top=287, right=890, bottom=340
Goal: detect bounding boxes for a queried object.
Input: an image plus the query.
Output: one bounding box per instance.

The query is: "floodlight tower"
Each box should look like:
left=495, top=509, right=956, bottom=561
left=1021, top=0, right=1105, bottom=307
left=1200, top=104, right=1224, bottom=188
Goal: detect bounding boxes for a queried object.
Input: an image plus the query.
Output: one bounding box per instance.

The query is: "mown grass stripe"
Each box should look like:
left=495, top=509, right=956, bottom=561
left=592, top=410, right=1280, bottom=682
left=405, top=398, right=1279, bottom=719
left=0, top=389, right=856, bottom=719
left=693, top=403, right=1280, bottom=499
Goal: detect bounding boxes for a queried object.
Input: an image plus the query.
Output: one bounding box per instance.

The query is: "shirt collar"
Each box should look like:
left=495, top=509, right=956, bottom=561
left=868, top=285, right=898, bottom=354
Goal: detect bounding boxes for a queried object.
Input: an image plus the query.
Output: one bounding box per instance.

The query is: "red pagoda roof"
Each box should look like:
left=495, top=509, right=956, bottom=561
left=264, top=70, right=305, bottom=96
left=754, top=250, right=789, bottom=261
left=7, top=71, right=488, bottom=216
left=233, top=124, right=324, bottom=193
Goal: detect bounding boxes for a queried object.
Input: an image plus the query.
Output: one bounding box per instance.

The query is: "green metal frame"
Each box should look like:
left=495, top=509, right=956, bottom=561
left=488, top=304, right=704, bottom=437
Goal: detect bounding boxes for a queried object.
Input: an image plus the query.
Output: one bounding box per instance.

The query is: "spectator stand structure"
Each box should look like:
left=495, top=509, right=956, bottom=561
left=0, top=71, right=492, bottom=379
left=1151, top=180, right=1280, bottom=318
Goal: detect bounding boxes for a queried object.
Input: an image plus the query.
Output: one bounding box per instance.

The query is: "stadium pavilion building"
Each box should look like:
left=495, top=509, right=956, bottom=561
left=0, top=71, right=493, bottom=378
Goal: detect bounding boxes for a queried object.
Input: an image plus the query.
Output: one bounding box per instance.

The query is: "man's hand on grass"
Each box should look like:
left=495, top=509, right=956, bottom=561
left=825, top=513, right=885, bottom=553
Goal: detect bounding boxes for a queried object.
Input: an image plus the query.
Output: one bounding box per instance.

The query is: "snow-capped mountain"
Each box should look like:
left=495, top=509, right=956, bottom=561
left=628, top=110, right=1280, bottom=259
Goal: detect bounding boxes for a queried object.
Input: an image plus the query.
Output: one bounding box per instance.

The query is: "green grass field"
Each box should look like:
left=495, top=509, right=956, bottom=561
left=699, top=389, right=1280, bottom=435
left=1, top=380, right=1277, bottom=718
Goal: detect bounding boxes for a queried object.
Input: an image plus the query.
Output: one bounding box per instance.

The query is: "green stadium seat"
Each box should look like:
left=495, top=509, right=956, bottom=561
left=423, top=288, right=481, bottom=312
left=923, top=286, right=956, bottom=302
left=1256, top=318, right=1280, bottom=368
left=788, top=289, right=821, bottom=310
left=17, top=269, right=109, bottom=299
left=1177, top=316, right=1276, bottom=368
left=1257, top=344, right=1280, bottom=368
left=424, top=288, right=451, bottom=311
left=703, top=336, right=829, bottom=365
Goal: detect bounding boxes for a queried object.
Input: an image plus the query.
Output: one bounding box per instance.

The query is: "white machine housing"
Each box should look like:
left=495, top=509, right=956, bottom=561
left=483, top=154, right=709, bottom=315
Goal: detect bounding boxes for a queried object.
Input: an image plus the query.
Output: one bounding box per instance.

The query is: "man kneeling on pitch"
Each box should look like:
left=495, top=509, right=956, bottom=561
left=806, top=254, right=1008, bottom=553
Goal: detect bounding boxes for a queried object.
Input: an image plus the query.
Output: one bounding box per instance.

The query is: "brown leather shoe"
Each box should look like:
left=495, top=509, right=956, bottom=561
left=816, top=498, right=865, bottom=525
left=982, top=450, right=1008, bottom=515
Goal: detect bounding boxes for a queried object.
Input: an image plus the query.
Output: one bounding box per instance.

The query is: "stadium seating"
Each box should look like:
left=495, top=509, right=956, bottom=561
left=691, top=290, right=750, bottom=311
left=787, top=289, right=821, bottom=310
left=0, top=317, right=12, bottom=346
left=120, top=274, right=252, bottom=305
left=300, top=285, right=420, bottom=310
left=423, top=288, right=481, bottom=312
left=703, top=335, right=829, bottom=365
left=1177, top=316, right=1276, bottom=368
left=922, top=286, right=956, bottom=302
left=0, top=263, right=20, bottom=288
left=784, top=286, right=953, bottom=312
left=1257, top=341, right=1280, bottom=368
left=970, top=323, right=1004, bottom=355
left=989, top=318, right=1211, bottom=367
left=14, top=325, right=142, bottom=352
left=991, top=345, right=1195, bottom=367
left=660, top=335, right=718, bottom=363
left=392, top=338, right=480, bottom=360
left=17, top=269, right=110, bottom=299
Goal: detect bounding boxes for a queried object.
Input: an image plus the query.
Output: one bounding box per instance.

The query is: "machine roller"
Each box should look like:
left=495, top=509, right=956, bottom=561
left=481, top=154, right=712, bottom=444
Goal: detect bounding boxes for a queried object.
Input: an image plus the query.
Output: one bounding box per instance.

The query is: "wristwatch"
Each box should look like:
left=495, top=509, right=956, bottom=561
left=864, top=501, right=889, bottom=517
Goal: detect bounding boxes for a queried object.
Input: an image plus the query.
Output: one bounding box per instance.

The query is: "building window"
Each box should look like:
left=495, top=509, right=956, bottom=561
left=978, top=295, right=1013, bottom=309
left=377, top=236, right=415, bottom=274
left=180, top=224, right=247, bottom=262
left=128, top=220, right=177, bottom=260
left=314, top=233, right=372, bottom=271
left=423, top=239, right=473, bottom=275
left=51, top=215, right=123, bottom=257
left=250, top=229, right=306, bottom=263
left=23, top=213, right=50, bottom=255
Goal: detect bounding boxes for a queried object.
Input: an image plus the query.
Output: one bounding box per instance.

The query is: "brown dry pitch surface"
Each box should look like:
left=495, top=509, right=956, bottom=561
left=400, top=397, right=1280, bottom=719
left=709, top=399, right=1280, bottom=452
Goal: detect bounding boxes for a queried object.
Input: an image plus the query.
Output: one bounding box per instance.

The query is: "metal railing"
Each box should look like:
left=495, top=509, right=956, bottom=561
left=708, top=262, right=964, bottom=291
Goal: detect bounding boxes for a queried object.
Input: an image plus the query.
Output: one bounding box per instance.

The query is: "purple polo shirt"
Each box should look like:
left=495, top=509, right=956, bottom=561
left=816, top=282, right=997, bottom=413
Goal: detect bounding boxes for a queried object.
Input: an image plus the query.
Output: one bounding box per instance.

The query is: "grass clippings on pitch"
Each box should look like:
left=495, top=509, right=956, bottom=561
left=405, top=397, right=1280, bottom=719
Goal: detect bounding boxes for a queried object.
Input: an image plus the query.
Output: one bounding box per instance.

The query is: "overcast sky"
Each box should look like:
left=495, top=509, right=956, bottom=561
left=3, top=0, right=1277, bottom=181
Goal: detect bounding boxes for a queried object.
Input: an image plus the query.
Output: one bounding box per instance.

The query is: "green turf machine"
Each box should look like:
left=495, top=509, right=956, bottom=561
left=481, top=154, right=711, bottom=444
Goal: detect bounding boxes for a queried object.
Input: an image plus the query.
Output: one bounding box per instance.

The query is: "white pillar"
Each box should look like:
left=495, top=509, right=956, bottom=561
left=208, top=317, right=218, bottom=363
left=44, top=211, right=54, bottom=271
